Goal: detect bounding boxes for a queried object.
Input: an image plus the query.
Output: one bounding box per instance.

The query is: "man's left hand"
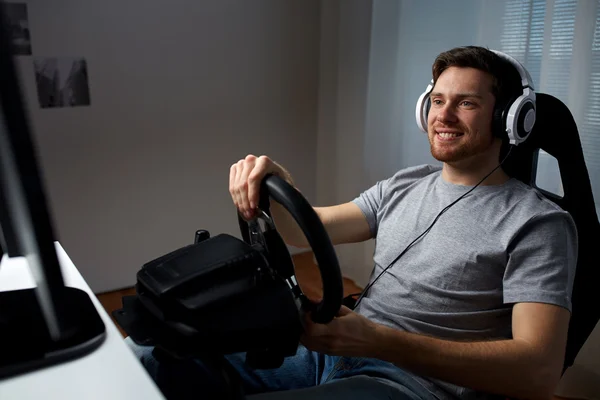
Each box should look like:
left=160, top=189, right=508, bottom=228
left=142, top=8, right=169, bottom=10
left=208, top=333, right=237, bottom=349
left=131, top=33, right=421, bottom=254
left=300, top=305, right=379, bottom=357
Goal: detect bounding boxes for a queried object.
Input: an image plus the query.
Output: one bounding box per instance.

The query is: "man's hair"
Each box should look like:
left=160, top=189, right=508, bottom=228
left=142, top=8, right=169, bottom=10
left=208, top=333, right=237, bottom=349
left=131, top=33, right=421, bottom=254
left=432, top=46, right=523, bottom=106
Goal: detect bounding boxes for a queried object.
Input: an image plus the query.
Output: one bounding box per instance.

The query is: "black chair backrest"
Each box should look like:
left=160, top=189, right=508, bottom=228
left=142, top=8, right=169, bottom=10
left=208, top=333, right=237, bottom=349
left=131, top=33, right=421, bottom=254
left=503, top=92, right=600, bottom=371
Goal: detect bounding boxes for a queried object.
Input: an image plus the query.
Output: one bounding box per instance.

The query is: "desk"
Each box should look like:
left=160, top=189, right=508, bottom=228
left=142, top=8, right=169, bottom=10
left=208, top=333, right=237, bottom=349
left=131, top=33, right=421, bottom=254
left=0, top=242, right=164, bottom=399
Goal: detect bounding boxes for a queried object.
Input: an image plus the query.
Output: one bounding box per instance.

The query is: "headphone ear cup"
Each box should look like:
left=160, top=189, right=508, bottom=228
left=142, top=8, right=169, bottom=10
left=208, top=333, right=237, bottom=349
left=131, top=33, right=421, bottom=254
left=516, top=100, right=536, bottom=139
left=505, top=93, right=536, bottom=145
left=416, top=81, right=434, bottom=133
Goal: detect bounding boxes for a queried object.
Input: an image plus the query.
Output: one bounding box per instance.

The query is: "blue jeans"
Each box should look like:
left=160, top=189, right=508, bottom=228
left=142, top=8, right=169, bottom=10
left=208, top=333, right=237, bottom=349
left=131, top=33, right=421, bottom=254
left=125, top=337, right=437, bottom=400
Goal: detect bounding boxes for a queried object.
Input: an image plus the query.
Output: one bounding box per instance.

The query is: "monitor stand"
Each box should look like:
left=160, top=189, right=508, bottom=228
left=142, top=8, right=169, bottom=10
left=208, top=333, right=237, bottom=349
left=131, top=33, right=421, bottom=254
left=0, top=286, right=106, bottom=379
left=0, top=2, right=106, bottom=380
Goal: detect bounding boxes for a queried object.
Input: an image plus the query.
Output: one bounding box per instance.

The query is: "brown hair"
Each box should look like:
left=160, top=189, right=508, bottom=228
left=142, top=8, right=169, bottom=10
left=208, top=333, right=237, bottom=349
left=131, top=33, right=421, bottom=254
left=432, top=46, right=522, bottom=106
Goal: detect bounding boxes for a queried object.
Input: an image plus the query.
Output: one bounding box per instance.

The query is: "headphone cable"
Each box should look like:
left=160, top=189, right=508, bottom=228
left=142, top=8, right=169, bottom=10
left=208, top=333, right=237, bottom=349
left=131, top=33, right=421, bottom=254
left=350, top=146, right=514, bottom=310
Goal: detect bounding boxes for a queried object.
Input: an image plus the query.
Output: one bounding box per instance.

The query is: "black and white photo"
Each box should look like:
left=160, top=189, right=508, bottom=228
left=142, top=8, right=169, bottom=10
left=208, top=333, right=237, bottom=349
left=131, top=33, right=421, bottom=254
left=34, top=57, right=91, bottom=108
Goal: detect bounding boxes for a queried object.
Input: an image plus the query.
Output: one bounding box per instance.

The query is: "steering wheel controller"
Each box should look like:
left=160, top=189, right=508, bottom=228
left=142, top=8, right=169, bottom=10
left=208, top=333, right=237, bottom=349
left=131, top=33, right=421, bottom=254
left=114, top=174, right=343, bottom=369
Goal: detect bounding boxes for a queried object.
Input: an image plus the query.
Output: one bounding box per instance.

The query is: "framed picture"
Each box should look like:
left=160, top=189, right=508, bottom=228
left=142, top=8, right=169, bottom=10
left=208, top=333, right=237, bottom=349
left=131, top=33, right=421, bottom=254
left=34, top=57, right=91, bottom=108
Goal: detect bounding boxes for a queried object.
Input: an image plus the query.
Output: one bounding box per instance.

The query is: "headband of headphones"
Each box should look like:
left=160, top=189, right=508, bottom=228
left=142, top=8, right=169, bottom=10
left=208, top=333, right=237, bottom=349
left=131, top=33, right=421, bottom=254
left=415, top=49, right=536, bottom=145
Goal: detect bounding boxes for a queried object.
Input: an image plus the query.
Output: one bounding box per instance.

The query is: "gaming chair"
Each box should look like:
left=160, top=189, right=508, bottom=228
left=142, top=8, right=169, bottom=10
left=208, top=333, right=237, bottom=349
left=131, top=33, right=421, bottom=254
left=502, top=92, right=600, bottom=372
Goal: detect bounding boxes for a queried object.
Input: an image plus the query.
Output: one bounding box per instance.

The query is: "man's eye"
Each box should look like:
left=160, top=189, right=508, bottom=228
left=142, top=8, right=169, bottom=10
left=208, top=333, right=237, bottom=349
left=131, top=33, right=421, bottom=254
left=461, top=101, right=474, bottom=107
left=432, top=99, right=442, bottom=105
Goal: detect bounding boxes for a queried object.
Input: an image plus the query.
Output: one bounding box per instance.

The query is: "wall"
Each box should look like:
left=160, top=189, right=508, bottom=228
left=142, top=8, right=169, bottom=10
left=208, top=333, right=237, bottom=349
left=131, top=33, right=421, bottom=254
left=316, top=0, right=375, bottom=286
left=15, top=0, right=320, bottom=293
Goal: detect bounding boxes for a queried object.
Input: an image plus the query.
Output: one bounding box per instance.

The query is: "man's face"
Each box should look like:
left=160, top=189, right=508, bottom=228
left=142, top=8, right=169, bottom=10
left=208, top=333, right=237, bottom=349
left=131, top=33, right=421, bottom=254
left=427, top=66, right=498, bottom=164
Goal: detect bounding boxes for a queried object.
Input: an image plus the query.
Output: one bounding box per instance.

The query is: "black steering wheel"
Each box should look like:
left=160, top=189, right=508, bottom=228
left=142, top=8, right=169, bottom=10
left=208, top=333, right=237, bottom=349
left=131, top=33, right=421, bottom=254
left=237, top=174, right=343, bottom=324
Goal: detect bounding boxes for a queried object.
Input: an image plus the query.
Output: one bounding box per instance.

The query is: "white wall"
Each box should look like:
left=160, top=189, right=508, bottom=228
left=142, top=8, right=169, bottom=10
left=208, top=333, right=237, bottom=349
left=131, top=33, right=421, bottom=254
left=15, top=0, right=320, bottom=293
left=316, top=0, right=375, bottom=286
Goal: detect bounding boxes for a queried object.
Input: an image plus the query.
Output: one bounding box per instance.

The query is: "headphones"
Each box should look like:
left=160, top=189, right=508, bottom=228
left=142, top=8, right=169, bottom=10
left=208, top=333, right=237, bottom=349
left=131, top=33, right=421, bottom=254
left=415, top=49, right=536, bottom=146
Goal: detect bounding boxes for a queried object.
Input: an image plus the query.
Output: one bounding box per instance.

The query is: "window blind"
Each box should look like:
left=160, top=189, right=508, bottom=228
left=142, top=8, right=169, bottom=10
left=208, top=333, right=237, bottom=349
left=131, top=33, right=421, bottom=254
left=580, top=9, right=600, bottom=173
left=544, top=0, right=576, bottom=100
left=501, top=0, right=546, bottom=89
left=500, top=0, right=600, bottom=215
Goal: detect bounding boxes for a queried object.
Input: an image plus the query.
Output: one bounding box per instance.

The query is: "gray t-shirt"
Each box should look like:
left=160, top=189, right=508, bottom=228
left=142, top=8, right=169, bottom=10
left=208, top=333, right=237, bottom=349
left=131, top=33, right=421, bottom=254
left=352, top=164, right=577, bottom=399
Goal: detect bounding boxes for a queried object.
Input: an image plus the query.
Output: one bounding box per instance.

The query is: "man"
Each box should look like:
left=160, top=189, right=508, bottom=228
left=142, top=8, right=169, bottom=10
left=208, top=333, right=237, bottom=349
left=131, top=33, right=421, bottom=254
left=128, top=46, right=577, bottom=400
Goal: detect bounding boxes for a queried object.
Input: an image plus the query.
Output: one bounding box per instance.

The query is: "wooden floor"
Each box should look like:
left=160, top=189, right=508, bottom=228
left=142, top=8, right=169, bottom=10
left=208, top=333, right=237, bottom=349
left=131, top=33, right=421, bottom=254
left=97, top=251, right=363, bottom=337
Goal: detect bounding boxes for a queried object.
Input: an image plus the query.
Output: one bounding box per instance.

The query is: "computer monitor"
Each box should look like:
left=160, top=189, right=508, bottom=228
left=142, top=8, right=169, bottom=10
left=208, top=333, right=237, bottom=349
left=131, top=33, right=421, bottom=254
left=0, top=2, right=105, bottom=379
left=0, top=21, right=67, bottom=341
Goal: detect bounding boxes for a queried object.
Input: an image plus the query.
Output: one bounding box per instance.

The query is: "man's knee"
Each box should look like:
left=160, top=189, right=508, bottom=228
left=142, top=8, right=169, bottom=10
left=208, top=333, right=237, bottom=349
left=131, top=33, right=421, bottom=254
left=124, top=336, right=159, bottom=375
left=124, top=336, right=149, bottom=358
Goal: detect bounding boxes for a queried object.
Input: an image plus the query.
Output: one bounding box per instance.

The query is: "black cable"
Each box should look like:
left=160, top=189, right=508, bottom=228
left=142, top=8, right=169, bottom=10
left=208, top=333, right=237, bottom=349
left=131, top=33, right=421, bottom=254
left=351, top=146, right=514, bottom=309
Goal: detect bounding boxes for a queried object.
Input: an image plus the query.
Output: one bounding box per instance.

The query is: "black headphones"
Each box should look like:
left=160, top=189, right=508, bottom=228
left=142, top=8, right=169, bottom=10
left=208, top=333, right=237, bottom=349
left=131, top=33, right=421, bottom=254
left=415, top=49, right=536, bottom=146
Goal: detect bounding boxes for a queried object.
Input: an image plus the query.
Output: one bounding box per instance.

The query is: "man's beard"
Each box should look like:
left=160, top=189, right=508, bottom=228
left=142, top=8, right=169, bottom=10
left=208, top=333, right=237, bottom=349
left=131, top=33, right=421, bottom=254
left=428, top=127, right=494, bottom=163
left=430, top=140, right=474, bottom=162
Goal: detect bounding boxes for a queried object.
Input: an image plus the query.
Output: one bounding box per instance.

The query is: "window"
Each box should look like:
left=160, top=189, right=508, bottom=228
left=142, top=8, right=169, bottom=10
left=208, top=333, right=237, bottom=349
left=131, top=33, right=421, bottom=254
left=501, top=0, right=546, bottom=89
left=501, top=0, right=600, bottom=218
left=581, top=10, right=600, bottom=187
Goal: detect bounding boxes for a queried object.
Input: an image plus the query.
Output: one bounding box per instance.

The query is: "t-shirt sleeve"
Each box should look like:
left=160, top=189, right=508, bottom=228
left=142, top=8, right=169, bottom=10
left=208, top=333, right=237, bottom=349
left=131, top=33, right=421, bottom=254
left=352, top=178, right=388, bottom=238
left=503, top=210, right=578, bottom=312
left=352, top=164, right=441, bottom=238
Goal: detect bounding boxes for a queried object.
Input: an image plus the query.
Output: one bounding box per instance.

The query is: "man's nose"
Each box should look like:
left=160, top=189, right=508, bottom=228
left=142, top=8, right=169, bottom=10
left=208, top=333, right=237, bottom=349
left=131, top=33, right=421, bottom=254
left=436, top=103, right=458, bottom=123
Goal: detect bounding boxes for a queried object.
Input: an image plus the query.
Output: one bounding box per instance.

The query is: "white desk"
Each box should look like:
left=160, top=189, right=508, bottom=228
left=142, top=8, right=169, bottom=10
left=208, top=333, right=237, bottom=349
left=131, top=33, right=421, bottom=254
left=0, top=242, right=165, bottom=399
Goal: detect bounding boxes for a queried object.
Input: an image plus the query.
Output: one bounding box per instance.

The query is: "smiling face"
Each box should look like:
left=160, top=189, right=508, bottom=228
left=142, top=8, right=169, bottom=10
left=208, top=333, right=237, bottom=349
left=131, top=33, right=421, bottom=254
left=427, top=66, right=499, bottom=165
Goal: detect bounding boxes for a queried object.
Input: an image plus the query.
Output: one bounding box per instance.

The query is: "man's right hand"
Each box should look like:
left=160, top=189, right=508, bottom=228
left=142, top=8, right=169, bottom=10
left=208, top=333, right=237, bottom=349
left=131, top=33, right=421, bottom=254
left=229, top=154, right=292, bottom=221
left=229, top=154, right=371, bottom=248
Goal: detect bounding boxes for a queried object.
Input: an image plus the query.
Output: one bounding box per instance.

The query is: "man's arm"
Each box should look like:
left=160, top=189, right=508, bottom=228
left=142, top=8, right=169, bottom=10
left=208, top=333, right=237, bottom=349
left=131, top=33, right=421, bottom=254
left=373, top=302, right=569, bottom=399
left=229, top=154, right=372, bottom=248
left=271, top=202, right=372, bottom=248
left=303, top=302, right=569, bottom=400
